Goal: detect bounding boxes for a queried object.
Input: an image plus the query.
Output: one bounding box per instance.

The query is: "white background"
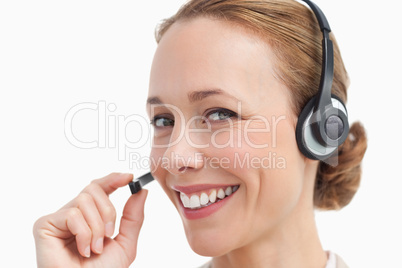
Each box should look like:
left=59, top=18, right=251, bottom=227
left=0, top=0, right=401, bottom=267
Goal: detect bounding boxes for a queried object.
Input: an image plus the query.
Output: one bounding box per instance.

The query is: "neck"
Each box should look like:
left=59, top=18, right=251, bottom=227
left=212, top=208, right=327, bottom=268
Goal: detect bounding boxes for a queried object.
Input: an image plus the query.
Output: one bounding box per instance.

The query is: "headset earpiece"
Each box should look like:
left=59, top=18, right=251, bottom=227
left=296, top=94, right=349, bottom=161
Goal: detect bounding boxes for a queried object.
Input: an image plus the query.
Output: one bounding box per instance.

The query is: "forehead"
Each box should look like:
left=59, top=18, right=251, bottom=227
left=148, top=17, right=278, bottom=106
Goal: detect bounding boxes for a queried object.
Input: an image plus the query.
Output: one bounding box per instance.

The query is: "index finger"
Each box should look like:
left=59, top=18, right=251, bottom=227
left=91, top=173, right=134, bottom=195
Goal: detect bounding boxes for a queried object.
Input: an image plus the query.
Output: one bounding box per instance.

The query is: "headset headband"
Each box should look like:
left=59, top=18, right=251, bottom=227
left=300, top=0, right=334, bottom=113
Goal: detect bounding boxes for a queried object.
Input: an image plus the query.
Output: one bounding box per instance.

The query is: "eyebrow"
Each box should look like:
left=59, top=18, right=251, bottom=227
left=146, top=88, right=240, bottom=105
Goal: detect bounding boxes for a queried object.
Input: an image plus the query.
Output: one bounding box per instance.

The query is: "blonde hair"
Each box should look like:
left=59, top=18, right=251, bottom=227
left=154, top=0, right=367, bottom=210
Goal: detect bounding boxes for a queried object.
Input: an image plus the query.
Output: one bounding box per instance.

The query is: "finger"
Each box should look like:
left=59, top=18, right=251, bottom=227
left=75, top=192, right=105, bottom=254
left=82, top=182, right=117, bottom=238
left=49, top=208, right=92, bottom=258
left=91, top=172, right=134, bottom=195
left=114, top=189, right=148, bottom=262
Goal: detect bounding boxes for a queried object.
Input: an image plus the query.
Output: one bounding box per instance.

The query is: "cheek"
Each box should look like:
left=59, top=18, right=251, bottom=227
left=254, top=118, right=306, bottom=228
left=208, top=118, right=298, bottom=181
left=210, top=118, right=305, bottom=225
left=149, top=147, right=163, bottom=177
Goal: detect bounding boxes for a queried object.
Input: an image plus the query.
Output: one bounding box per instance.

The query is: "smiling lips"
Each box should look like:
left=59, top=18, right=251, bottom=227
left=174, top=185, right=240, bottom=209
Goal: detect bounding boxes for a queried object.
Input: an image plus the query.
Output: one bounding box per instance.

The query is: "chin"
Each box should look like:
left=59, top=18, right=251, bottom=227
left=187, top=234, right=232, bottom=257
left=182, top=222, right=239, bottom=257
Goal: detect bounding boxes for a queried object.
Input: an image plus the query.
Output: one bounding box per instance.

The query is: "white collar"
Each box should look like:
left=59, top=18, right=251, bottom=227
left=325, top=250, right=337, bottom=268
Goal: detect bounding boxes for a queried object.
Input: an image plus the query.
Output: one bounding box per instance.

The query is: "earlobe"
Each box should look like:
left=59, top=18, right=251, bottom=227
left=303, top=154, right=319, bottom=165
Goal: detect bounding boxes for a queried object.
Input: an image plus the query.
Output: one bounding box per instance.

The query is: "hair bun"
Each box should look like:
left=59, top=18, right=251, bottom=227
left=314, top=122, right=368, bottom=210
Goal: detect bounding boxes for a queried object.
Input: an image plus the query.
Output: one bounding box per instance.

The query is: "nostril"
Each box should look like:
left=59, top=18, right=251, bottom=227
left=179, top=166, right=194, bottom=173
left=178, top=167, right=187, bottom=173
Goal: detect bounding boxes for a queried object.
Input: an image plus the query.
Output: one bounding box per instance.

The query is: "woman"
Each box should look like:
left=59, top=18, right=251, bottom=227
left=33, top=0, right=367, bottom=267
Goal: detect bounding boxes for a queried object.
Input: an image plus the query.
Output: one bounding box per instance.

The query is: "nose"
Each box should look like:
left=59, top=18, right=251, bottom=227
left=162, top=120, right=206, bottom=175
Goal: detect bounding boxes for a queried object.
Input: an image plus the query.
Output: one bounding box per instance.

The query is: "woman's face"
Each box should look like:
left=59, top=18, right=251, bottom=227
left=147, top=17, right=313, bottom=256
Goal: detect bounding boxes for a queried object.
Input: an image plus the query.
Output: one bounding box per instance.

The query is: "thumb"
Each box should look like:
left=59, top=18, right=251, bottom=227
left=114, top=189, right=148, bottom=262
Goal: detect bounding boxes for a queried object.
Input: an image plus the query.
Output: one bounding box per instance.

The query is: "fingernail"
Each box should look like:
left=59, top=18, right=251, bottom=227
left=84, top=246, right=91, bottom=258
left=105, top=222, right=114, bottom=237
left=95, top=237, right=103, bottom=253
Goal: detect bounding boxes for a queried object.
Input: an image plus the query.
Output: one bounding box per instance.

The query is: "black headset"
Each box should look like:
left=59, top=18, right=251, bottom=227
left=295, top=0, right=349, bottom=162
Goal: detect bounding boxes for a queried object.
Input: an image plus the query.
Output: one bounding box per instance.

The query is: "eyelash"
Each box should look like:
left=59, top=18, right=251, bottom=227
left=150, top=108, right=239, bottom=128
left=205, top=108, right=239, bottom=122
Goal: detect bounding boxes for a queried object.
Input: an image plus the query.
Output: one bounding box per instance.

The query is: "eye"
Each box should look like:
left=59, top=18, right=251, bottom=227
left=150, top=115, right=174, bottom=128
left=205, top=108, right=238, bottom=122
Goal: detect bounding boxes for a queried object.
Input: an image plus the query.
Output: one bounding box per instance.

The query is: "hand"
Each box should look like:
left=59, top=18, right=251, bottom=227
left=33, top=173, right=148, bottom=268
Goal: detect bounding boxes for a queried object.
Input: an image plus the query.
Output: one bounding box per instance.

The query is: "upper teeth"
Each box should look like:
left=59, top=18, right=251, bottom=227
left=180, top=186, right=239, bottom=209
